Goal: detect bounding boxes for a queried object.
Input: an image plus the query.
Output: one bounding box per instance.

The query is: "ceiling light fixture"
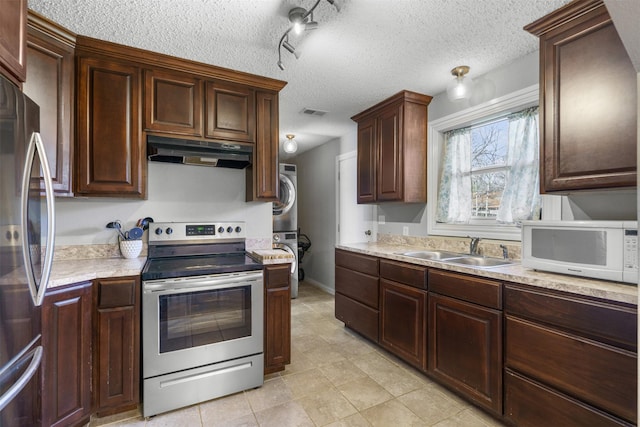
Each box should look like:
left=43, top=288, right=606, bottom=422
left=276, top=0, right=340, bottom=70
left=447, top=66, right=473, bottom=102
left=283, top=134, right=298, bottom=154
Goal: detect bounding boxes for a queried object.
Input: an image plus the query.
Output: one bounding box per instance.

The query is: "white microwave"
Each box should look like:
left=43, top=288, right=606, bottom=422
left=521, top=220, right=638, bottom=284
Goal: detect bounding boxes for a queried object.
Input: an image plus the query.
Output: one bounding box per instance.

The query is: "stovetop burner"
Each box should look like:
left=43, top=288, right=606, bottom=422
left=141, top=221, right=262, bottom=281
left=141, top=253, right=262, bottom=281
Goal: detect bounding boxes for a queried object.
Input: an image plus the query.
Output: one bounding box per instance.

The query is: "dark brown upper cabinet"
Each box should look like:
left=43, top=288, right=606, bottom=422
left=246, top=90, right=279, bottom=201
left=0, top=0, right=27, bottom=85
left=525, top=0, right=637, bottom=193
left=75, top=37, right=144, bottom=198
left=351, top=91, right=432, bottom=204
left=144, top=69, right=203, bottom=137
left=24, top=11, right=76, bottom=196
left=205, top=81, right=255, bottom=143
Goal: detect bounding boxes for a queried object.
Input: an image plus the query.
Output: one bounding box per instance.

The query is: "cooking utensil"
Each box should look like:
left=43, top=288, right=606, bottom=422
left=137, top=217, right=154, bottom=231
left=106, top=221, right=127, bottom=240
left=127, top=226, right=144, bottom=240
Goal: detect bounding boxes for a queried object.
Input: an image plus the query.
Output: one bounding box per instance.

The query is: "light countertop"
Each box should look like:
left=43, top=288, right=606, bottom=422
left=49, top=257, right=147, bottom=288
left=337, top=242, right=637, bottom=305
left=45, top=248, right=294, bottom=289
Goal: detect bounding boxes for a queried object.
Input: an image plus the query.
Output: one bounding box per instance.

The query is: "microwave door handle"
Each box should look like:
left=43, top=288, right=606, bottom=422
left=20, top=132, right=56, bottom=307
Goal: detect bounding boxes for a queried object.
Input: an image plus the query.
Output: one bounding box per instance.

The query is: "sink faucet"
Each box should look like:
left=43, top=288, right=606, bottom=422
left=500, top=244, right=509, bottom=259
left=469, top=237, right=481, bottom=255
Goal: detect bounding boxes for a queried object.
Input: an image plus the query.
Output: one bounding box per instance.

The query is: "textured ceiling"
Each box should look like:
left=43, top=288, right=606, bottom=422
left=28, top=0, right=574, bottom=159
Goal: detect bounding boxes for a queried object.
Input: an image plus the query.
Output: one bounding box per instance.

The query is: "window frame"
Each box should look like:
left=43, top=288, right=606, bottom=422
left=428, top=84, right=545, bottom=241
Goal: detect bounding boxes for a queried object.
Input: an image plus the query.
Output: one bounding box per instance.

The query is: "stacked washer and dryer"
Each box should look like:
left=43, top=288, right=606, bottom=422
left=272, top=164, right=299, bottom=298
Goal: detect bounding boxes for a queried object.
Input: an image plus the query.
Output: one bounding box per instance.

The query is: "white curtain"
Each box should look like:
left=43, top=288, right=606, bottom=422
left=436, top=128, right=472, bottom=223
left=496, top=107, right=540, bottom=223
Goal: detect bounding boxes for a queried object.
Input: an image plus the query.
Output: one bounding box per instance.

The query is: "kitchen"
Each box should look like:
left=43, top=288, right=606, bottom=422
left=0, top=0, right=639, bottom=426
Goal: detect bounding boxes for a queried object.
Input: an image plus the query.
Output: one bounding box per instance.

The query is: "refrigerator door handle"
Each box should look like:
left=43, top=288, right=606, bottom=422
left=0, top=343, right=43, bottom=412
left=20, top=132, right=56, bottom=307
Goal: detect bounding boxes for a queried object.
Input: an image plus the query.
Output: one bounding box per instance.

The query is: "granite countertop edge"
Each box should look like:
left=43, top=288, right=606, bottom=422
left=336, top=242, right=638, bottom=306
left=47, top=249, right=295, bottom=289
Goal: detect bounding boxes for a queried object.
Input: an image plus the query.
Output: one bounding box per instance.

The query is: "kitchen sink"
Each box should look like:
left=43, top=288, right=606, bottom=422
left=397, top=250, right=465, bottom=260
left=441, top=256, right=516, bottom=269
left=398, top=250, right=517, bottom=269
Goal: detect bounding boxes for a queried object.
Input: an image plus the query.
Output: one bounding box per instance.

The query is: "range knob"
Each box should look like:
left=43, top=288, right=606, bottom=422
left=226, top=226, right=233, bottom=233
left=218, top=226, right=225, bottom=233
left=154, top=228, right=163, bottom=235
left=235, top=226, right=242, bottom=233
left=166, top=227, right=173, bottom=235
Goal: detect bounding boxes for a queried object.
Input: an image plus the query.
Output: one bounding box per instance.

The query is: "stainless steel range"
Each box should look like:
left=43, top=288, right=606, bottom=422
left=141, top=222, right=263, bottom=418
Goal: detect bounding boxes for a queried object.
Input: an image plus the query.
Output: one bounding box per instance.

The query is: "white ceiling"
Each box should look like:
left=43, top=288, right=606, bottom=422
left=29, top=0, right=584, bottom=158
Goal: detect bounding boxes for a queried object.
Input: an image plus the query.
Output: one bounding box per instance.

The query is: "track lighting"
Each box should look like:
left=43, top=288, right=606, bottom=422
left=282, top=36, right=301, bottom=59
left=276, top=0, right=340, bottom=70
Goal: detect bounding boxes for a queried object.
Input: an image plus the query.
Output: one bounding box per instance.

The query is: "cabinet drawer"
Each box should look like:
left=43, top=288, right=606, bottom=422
left=335, top=293, right=379, bottom=343
left=264, top=264, right=290, bottom=289
left=504, top=284, right=637, bottom=351
left=380, top=259, right=427, bottom=289
left=505, top=369, right=630, bottom=427
left=335, top=266, right=378, bottom=309
left=428, top=269, right=501, bottom=309
left=98, top=278, right=137, bottom=308
left=505, top=316, right=637, bottom=423
left=335, top=249, right=378, bottom=276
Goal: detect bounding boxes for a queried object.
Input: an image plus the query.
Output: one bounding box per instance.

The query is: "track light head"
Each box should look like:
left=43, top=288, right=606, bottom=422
left=283, top=37, right=301, bottom=59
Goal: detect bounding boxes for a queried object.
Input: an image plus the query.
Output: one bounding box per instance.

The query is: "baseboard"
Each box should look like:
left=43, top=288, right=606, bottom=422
left=302, top=278, right=335, bottom=295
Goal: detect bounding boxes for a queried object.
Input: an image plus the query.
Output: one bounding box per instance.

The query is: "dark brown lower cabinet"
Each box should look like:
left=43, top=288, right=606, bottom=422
left=504, top=283, right=637, bottom=425
left=93, top=276, right=141, bottom=417
left=334, top=249, right=380, bottom=342
left=264, top=264, right=291, bottom=374
left=378, top=259, right=428, bottom=370
left=379, top=274, right=426, bottom=371
left=42, top=282, right=93, bottom=427
left=504, top=369, right=631, bottom=427
left=427, top=270, right=503, bottom=416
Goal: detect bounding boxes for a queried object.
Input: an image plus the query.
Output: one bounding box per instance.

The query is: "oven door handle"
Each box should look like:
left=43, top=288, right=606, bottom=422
left=143, top=271, right=263, bottom=293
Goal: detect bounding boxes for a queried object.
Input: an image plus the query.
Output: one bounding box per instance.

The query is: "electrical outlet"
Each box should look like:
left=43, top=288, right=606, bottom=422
left=403, top=226, right=409, bottom=236
left=378, top=215, right=385, bottom=224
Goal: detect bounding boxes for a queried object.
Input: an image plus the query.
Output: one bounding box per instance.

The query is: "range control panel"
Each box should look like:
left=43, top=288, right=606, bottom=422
left=149, top=222, right=246, bottom=243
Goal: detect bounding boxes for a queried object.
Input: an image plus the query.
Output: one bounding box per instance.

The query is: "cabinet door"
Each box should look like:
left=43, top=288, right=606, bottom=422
left=264, top=264, right=291, bottom=374
left=376, top=103, right=403, bottom=201
left=42, top=282, right=92, bottom=427
left=505, top=315, right=636, bottom=423
left=428, top=293, right=502, bottom=416
left=379, top=279, right=426, bottom=370
left=24, top=15, right=75, bottom=196
left=76, top=56, right=144, bottom=197
left=356, top=117, right=376, bottom=203
left=144, top=69, right=202, bottom=136
left=0, top=0, right=27, bottom=84
left=504, top=369, right=630, bottom=427
left=94, top=277, right=140, bottom=417
left=246, top=90, right=278, bottom=201
left=205, top=81, right=255, bottom=143
left=533, top=4, right=637, bottom=192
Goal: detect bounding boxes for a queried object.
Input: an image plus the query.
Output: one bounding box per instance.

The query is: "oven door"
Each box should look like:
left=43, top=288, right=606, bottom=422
left=142, top=271, right=263, bottom=379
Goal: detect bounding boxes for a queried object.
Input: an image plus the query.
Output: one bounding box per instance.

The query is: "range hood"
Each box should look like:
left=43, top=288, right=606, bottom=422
left=147, top=135, right=252, bottom=169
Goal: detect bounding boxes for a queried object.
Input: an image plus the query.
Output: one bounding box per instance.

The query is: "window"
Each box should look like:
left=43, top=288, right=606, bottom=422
left=428, top=85, right=555, bottom=241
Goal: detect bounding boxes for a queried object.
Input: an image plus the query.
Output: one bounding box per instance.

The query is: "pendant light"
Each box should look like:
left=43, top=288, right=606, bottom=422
left=447, top=66, right=473, bottom=102
left=283, top=134, right=298, bottom=154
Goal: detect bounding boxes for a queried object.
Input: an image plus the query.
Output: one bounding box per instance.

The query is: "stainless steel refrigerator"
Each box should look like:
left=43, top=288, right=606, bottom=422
left=0, top=74, right=55, bottom=425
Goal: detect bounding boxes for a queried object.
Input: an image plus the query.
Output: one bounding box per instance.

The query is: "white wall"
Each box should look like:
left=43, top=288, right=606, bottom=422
left=377, top=51, right=542, bottom=236
left=293, top=130, right=356, bottom=291
left=55, top=162, right=272, bottom=245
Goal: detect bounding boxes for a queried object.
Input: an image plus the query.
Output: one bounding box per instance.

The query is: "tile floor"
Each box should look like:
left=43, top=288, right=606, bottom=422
left=91, top=282, right=505, bottom=427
